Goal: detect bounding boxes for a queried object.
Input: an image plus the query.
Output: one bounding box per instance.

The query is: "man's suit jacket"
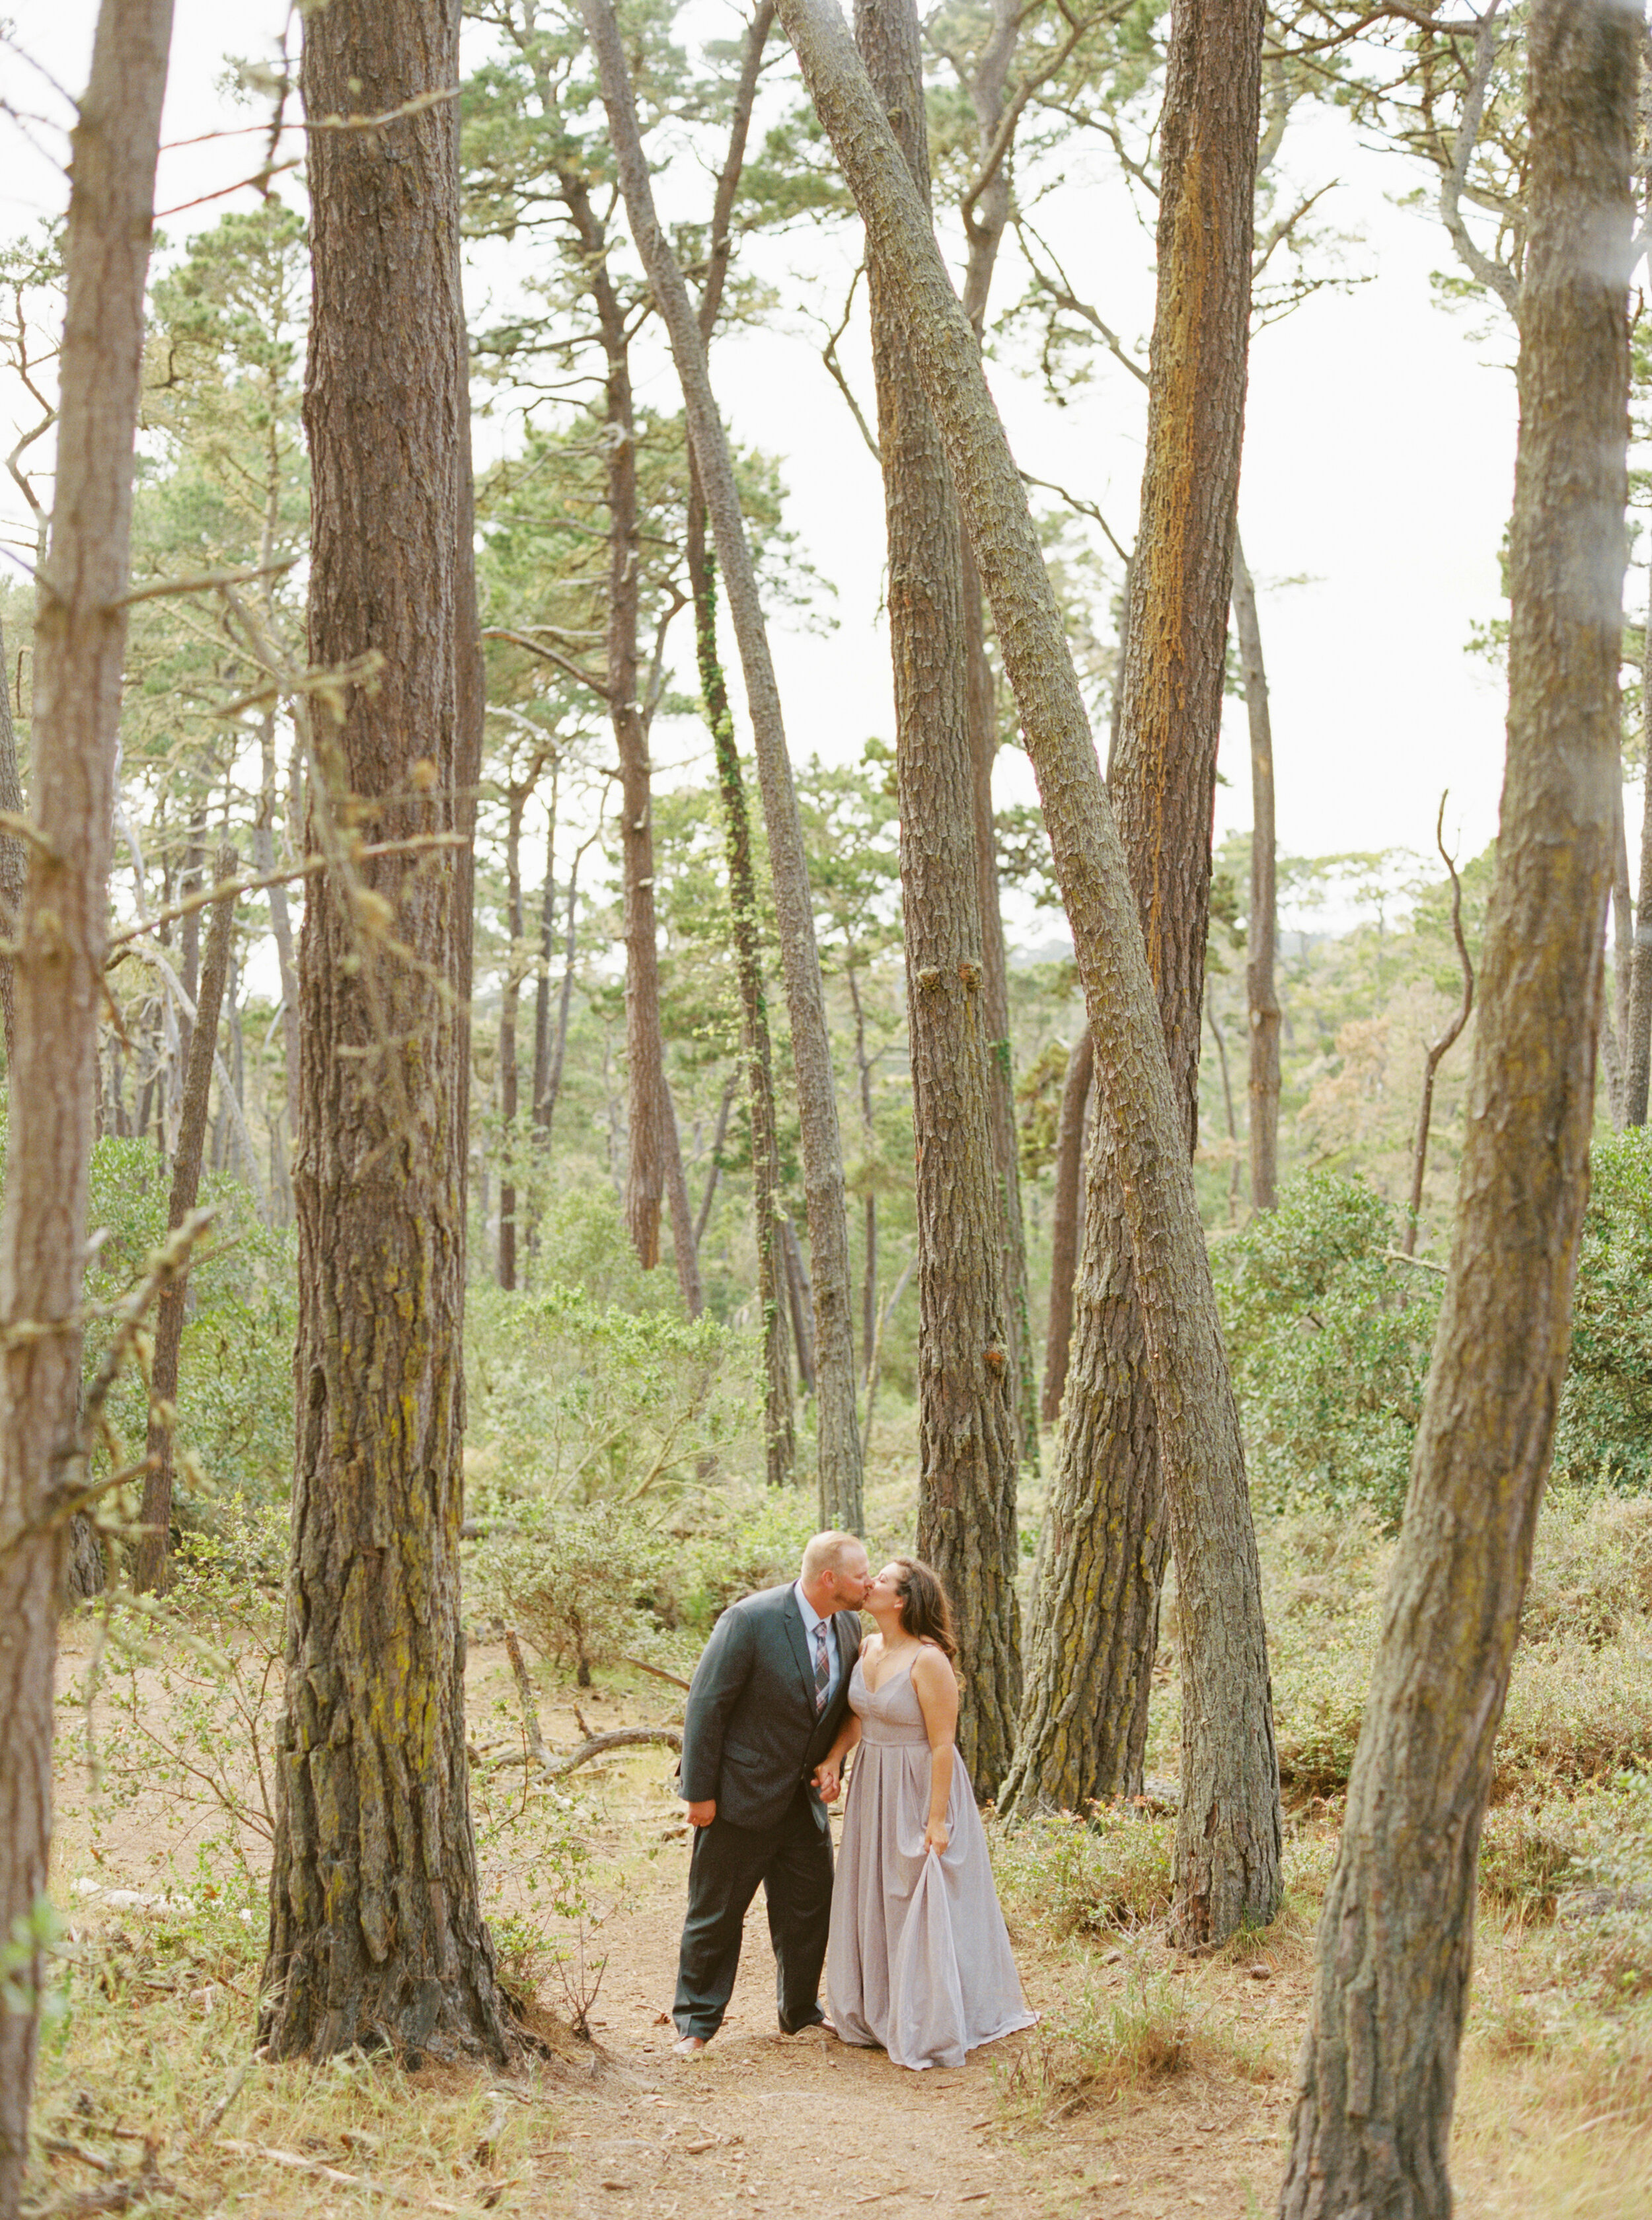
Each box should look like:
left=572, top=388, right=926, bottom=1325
left=679, top=1583, right=862, bottom=1834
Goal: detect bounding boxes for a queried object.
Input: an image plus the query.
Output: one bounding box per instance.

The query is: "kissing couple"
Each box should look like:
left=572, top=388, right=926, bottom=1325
left=671, top=1530, right=1035, bottom=2071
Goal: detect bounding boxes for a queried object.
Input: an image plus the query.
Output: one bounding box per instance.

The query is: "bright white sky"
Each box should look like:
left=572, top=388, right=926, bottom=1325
left=1, top=0, right=1606, bottom=924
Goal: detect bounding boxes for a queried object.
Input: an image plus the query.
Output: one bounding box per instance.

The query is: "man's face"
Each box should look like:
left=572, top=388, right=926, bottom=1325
left=827, top=1545, right=872, bottom=1609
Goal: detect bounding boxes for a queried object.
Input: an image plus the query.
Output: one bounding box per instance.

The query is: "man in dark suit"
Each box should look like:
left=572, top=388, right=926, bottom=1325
left=672, top=1529, right=872, bottom=2054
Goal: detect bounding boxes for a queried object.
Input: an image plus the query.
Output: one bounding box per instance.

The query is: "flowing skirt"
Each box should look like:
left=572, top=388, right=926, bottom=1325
left=826, top=1734, right=1035, bottom=2071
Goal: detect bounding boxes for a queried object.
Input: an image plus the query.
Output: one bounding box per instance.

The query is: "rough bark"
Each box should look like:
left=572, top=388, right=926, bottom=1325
left=854, top=0, right=1020, bottom=1792
left=583, top=0, right=863, bottom=1528
left=780, top=0, right=1280, bottom=1939
left=1280, top=7, right=1633, bottom=2209
left=1039, top=1028, right=1092, bottom=1425
left=690, top=528, right=796, bottom=1488
left=0, top=3, right=172, bottom=2204
left=133, top=857, right=237, bottom=1597
left=498, top=776, right=528, bottom=1291
left=1232, top=532, right=1280, bottom=1211
left=1002, top=0, right=1271, bottom=1864
left=1626, top=558, right=1652, bottom=1123
left=959, top=0, right=1037, bottom=1473
left=262, top=0, right=508, bottom=2066
left=0, top=617, right=26, bottom=1071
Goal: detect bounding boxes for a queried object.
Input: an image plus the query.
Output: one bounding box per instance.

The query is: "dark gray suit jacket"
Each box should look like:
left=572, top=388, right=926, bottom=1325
left=679, top=1583, right=862, bottom=1834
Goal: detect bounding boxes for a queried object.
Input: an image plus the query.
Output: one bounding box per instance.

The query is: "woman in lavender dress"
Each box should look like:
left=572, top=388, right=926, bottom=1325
left=816, top=1558, right=1034, bottom=2071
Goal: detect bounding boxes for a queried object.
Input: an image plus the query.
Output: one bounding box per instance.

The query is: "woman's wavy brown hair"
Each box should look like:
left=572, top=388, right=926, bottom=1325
left=891, top=1557, right=958, bottom=1662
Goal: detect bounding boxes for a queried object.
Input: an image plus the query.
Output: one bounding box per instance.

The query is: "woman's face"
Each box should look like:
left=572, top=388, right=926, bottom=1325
left=866, top=1563, right=907, bottom=1620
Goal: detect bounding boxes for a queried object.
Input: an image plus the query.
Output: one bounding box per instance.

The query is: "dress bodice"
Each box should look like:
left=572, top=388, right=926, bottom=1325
left=848, top=1654, right=931, bottom=1747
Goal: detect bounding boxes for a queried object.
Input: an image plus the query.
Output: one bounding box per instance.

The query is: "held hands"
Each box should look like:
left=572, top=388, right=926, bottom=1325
left=922, top=1817, right=949, bottom=1856
left=811, top=1760, right=843, bottom=1802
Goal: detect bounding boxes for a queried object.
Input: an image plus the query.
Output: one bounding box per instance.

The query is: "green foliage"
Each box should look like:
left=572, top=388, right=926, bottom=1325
left=471, top=1503, right=675, bottom=1682
left=993, top=1970, right=1188, bottom=2121
left=1553, top=1132, right=1652, bottom=1492
left=993, top=1808, right=1175, bottom=1939
left=1216, top=1173, right=1437, bottom=1525
left=80, top=1140, right=298, bottom=1524
left=466, top=1272, right=759, bottom=1510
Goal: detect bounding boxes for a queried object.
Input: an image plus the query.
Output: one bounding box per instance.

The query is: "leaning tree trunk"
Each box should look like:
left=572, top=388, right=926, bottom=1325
left=960, top=0, right=1037, bottom=1471
left=1280, top=7, right=1634, bottom=2211
left=690, top=527, right=796, bottom=1488
left=262, top=0, right=509, bottom=2066
left=1003, top=0, right=1269, bottom=1855
left=133, top=857, right=237, bottom=1596
left=1232, top=531, right=1280, bottom=1211
left=497, top=777, right=527, bottom=1291
left=1039, top=1027, right=1092, bottom=1424
left=1626, top=558, right=1652, bottom=1123
left=856, top=0, right=1021, bottom=1794
left=583, top=0, right=863, bottom=1528
left=778, top=0, right=1281, bottom=1941
left=0, top=616, right=26, bottom=1070
left=0, top=3, right=172, bottom=2205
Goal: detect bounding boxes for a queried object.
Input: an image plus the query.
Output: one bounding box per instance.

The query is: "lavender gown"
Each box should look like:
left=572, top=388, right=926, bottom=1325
left=825, top=1652, right=1035, bottom=2071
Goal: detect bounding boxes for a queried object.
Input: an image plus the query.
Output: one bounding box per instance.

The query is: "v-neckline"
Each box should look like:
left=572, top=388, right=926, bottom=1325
left=862, top=1645, right=921, bottom=1697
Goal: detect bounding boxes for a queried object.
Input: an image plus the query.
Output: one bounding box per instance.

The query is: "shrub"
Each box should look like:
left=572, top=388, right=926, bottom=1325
left=469, top=1503, right=677, bottom=1684
left=1553, top=1130, right=1652, bottom=1491
left=1215, top=1173, right=1437, bottom=1526
left=995, top=1972, right=1186, bottom=2120
left=465, top=1280, right=759, bottom=1510
left=992, top=1807, right=1174, bottom=1939
left=1522, top=1491, right=1652, bottom=1647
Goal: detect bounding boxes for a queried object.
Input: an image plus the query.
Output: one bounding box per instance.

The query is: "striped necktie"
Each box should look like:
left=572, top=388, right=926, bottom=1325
left=813, top=1621, right=830, bottom=1713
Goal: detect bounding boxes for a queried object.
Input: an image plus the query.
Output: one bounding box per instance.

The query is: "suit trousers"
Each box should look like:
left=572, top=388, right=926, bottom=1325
left=673, top=1785, right=833, bottom=2038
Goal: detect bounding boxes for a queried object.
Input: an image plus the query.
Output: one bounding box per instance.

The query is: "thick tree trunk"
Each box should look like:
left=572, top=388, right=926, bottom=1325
left=0, top=3, right=172, bottom=2205
left=1232, top=532, right=1280, bottom=1211
left=498, top=780, right=527, bottom=1290
left=262, top=0, right=509, bottom=2067
left=690, top=523, right=796, bottom=1487
left=1626, top=560, right=1652, bottom=1123
left=780, top=0, right=1280, bottom=1940
left=1280, top=7, right=1633, bottom=2208
left=1039, top=1028, right=1092, bottom=1425
left=856, top=0, right=1020, bottom=1791
left=0, top=617, right=26, bottom=1070
left=583, top=0, right=863, bottom=1527
left=133, top=859, right=237, bottom=1597
left=959, top=0, right=1037, bottom=1474
left=1002, top=0, right=1271, bottom=1863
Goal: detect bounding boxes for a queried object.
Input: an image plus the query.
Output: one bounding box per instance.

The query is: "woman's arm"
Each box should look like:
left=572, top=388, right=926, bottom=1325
left=910, top=1646, right=960, bottom=1853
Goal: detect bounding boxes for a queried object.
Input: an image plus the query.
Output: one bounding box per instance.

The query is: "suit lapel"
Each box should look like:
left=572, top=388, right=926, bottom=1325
left=783, top=1588, right=816, bottom=1710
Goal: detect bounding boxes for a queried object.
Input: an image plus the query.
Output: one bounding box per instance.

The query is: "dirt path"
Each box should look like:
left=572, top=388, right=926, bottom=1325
left=532, top=1722, right=1300, bottom=2220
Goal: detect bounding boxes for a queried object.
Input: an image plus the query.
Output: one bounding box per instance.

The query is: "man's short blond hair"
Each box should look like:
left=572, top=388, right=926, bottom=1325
left=801, top=1530, right=865, bottom=1582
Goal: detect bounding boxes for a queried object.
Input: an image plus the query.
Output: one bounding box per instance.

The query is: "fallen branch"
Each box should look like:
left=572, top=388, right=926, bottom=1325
left=541, top=1726, right=683, bottom=1777
left=620, top=1654, right=692, bottom=1691
left=504, top=1627, right=554, bottom=1771
left=219, top=2141, right=461, bottom=2212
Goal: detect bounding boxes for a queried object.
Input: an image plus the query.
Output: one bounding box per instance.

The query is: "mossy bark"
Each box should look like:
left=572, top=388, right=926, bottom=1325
left=261, top=0, right=507, bottom=2066
left=0, top=2, right=172, bottom=2203
left=778, top=0, right=1279, bottom=1940
left=1001, top=0, right=1271, bottom=1862
left=856, top=0, right=1021, bottom=1794
left=1279, top=6, right=1633, bottom=2211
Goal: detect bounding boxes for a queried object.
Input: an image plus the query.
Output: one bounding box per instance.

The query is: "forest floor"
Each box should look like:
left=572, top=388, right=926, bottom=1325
left=28, top=1628, right=1652, bottom=2220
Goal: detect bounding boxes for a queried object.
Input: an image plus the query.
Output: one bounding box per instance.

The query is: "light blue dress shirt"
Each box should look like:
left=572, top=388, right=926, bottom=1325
left=793, top=1580, right=842, bottom=1711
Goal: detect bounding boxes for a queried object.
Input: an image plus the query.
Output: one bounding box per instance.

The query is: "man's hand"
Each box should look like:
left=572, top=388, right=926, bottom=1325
left=685, top=1798, right=717, bottom=1828
left=811, top=1761, right=842, bottom=1802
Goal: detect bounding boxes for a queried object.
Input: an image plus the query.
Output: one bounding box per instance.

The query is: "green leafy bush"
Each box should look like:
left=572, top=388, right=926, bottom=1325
left=465, top=1280, right=759, bottom=1509
left=470, top=1503, right=677, bottom=1684
left=1215, top=1173, right=1437, bottom=1526
left=1553, top=1130, right=1652, bottom=1491
left=992, top=1807, right=1174, bottom=1939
